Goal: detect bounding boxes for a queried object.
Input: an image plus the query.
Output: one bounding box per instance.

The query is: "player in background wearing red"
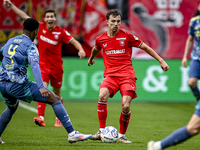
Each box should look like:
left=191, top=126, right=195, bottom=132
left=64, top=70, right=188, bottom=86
left=4, top=0, right=86, bottom=127
left=88, top=9, right=169, bottom=143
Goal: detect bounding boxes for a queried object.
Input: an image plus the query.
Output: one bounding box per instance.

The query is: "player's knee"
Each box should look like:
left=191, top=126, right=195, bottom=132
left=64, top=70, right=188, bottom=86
left=54, top=94, right=60, bottom=101
left=189, top=128, right=200, bottom=135
left=99, top=93, right=108, bottom=101
left=188, top=126, right=200, bottom=135
left=8, top=102, right=19, bottom=114
left=121, top=104, right=130, bottom=112
left=47, top=93, right=61, bottom=105
left=188, top=81, right=197, bottom=88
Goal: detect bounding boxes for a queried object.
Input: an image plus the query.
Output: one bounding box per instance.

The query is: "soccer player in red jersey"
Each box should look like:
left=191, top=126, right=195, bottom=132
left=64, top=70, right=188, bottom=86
left=88, top=9, right=169, bottom=143
left=5, top=0, right=86, bottom=127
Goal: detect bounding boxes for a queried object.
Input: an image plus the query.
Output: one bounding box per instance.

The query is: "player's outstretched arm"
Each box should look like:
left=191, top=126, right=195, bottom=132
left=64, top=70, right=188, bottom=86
left=88, top=47, right=99, bottom=66
left=4, top=0, right=30, bottom=20
left=70, top=39, right=86, bottom=59
left=182, top=35, right=194, bottom=68
left=140, top=42, right=169, bottom=71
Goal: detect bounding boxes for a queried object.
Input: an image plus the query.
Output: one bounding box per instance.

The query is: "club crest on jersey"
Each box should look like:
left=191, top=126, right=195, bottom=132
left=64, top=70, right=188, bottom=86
left=54, top=34, right=59, bottom=39
left=119, top=40, right=125, bottom=46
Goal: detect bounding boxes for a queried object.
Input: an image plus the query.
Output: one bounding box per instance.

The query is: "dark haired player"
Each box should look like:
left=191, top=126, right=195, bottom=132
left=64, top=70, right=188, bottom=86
left=4, top=0, right=86, bottom=127
left=0, top=17, right=91, bottom=145
left=88, top=9, right=169, bottom=143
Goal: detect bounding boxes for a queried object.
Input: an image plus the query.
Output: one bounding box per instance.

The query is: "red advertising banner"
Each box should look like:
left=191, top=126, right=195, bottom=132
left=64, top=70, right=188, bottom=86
left=82, top=0, right=198, bottom=59
left=128, top=0, right=198, bottom=59
left=0, top=0, right=198, bottom=59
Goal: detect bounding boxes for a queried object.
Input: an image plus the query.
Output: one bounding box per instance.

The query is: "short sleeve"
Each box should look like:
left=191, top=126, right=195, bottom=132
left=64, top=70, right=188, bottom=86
left=27, top=44, right=39, bottom=64
left=95, top=37, right=102, bottom=51
left=188, top=19, right=194, bottom=36
left=127, top=32, right=142, bottom=48
left=61, top=29, right=74, bottom=44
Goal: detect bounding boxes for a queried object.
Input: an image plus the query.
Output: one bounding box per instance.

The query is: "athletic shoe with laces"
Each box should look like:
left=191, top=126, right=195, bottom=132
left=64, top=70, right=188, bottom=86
left=68, top=131, right=92, bottom=143
left=118, top=136, right=132, bottom=143
left=0, top=140, right=4, bottom=144
left=33, top=116, right=45, bottom=127
left=90, top=130, right=101, bottom=140
left=147, top=141, right=161, bottom=150
left=54, top=118, right=62, bottom=127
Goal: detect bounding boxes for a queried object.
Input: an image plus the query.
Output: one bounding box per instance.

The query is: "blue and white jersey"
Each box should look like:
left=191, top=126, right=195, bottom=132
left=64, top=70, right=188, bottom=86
left=188, top=16, right=200, bottom=60
left=0, top=34, right=39, bottom=83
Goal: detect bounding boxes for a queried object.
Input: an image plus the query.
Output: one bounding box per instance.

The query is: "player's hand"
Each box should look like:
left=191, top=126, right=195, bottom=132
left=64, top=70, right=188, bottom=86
left=39, top=88, right=51, bottom=98
left=160, top=60, right=169, bottom=71
left=3, top=0, right=12, bottom=8
left=182, top=57, right=187, bottom=68
left=78, top=50, right=86, bottom=59
left=88, top=58, right=95, bottom=66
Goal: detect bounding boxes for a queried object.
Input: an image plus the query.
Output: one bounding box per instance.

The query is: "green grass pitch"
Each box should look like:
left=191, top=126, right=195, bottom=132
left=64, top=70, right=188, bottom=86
left=0, top=100, right=200, bottom=150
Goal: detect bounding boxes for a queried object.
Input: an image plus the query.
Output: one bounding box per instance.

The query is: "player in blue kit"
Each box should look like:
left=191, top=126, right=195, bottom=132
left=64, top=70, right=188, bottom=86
left=147, top=2, right=200, bottom=149
left=182, top=1, right=200, bottom=102
left=0, top=18, right=91, bottom=144
left=147, top=101, right=200, bottom=150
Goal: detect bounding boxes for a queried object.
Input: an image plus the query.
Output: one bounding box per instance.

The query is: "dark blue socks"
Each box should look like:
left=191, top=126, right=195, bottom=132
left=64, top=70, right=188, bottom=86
left=52, top=101, right=74, bottom=133
left=161, top=126, right=191, bottom=149
left=0, top=107, right=14, bottom=137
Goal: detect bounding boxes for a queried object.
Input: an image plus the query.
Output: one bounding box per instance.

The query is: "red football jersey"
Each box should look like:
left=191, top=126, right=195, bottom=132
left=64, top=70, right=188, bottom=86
left=38, top=22, right=73, bottom=69
left=95, top=29, right=142, bottom=77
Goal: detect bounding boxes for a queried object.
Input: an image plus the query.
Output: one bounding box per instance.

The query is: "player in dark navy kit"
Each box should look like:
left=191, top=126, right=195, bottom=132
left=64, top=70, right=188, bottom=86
left=0, top=18, right=91, bottom=144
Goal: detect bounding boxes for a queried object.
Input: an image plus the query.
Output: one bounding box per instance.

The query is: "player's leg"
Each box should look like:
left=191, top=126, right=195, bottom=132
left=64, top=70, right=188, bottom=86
left=34, top=64, right=50, bottom=126
left=118, top=94, right=132, bottom=143
left=52, top=86, right=62, bottom=127
left=0, top=81, right=22, bottom=143
left=0, top=101, right=19, bottom=144
left=51, top=68, right=63, bottom=127
left=91, top=87, right=110, bottom=140
left=118, top=77, right=137, bottom=143
left=31, top=82, right=92, bottom=143
left=188, top=78, right=199, bottom=101
left=34, top=82, right=48, bottom=127
left=91, top=77, right=117, bottom=140
left=188, top=59, right=200, bottom=101
left=147, top=101, right=200, bottom=150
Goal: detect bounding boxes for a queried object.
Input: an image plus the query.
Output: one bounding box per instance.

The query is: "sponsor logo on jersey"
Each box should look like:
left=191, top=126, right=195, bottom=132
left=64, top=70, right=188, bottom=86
left=116, top=38, right=126, bottom=40
left=52, top=32, right=61, bottom=34
left=103, top=43, right=107, bottom=47
left=131, top=85, right=135, bottom=89
left=105, top=49, right=125, bottom=55
left=195, top=26, right=199, bottom=30
left=42, top=29, right=46, bottom=34
left=40, top=35, right=58, bottom=45
left=65, top=31, right=71, bottom=36
left=134, top=35, right=139, bottom=40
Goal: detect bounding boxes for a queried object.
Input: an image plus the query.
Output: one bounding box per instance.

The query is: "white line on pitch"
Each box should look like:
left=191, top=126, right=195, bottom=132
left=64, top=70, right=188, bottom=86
left=19, top=101, right=38, bottom=113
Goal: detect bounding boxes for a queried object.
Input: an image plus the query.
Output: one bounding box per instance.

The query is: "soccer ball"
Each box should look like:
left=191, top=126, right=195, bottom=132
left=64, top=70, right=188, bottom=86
left=100, top=126, right=119, bottom=143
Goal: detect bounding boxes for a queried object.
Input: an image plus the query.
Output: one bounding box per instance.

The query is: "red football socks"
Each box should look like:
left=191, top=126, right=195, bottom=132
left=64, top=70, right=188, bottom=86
left=119, top=110, right=131, bottom=134
left=97, top=100, right=107, bottom=128
left=38, top=102, right=46, bottom=117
